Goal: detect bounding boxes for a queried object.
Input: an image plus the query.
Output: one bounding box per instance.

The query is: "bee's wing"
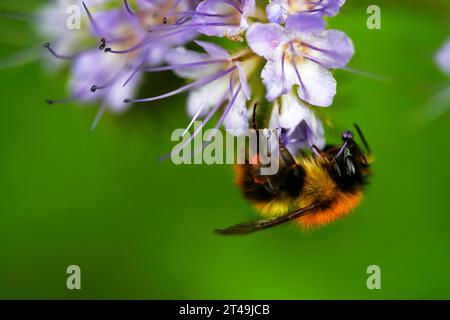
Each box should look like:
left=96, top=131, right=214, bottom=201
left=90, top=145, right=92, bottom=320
left=215, top=203, right=321, bottom=236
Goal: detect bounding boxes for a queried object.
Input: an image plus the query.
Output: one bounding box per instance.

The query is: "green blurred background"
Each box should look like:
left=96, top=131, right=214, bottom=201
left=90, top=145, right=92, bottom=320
left=0, top=0, right=449, bottom=299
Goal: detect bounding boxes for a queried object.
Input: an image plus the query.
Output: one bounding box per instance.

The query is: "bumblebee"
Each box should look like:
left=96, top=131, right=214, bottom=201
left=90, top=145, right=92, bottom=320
left=216, top=118, right=372, bottom=235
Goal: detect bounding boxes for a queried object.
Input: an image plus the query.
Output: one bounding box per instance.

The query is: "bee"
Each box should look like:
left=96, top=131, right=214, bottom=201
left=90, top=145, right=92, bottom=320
left=215, top=109, right=372, bottom=235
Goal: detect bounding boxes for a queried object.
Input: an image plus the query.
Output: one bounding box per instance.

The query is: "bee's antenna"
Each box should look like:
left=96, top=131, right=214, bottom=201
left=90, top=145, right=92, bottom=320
left=252, top=102, right=260, bottom=158
left=334, top=141, right=349, bottom=160
left=252, top=102, right=259, bottom=130
left=353, top=123, right=371, bottom=154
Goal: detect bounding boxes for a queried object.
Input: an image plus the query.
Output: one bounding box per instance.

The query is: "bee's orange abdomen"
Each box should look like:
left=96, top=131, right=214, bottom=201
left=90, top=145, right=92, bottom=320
left=297, top=191, right=363, bottom=229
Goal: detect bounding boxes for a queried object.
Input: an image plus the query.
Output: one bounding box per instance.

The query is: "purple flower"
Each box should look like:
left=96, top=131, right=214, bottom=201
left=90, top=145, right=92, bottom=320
left=37, top=0, right=356, bottom=146
left=193, top=0, right=255, bottom=40
left=43, top=0, right=198, bottom=128
left=246, top=22, right=354, bottom=106
left=266, top=0, right=346, bottom=25
left=66, top=7, right=148, bottom=112
left=269, top=91, right=325, bottom=154
left=126, top=40, right=258, bottom=135
left=137, top=0, right=198, bottom=63
left=38, top=0, right=107, bottom=69
left=436, top=38, right=450, bottom=75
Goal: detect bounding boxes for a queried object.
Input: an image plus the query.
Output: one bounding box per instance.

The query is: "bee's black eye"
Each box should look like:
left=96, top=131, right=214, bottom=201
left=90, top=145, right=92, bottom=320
left=345, top=156, right=357, bottom=176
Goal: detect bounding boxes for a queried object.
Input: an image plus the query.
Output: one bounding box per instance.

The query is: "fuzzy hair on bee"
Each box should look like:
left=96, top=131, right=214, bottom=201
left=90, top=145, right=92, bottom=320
left=215, top=118, right=372, bottom=235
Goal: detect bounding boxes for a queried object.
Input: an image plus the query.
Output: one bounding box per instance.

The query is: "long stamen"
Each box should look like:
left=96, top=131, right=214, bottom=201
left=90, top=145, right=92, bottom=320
left=107, top=27, right=193, bottom=55
left=281, top=51, right=286, bottom=87
left=228, top=75, right=234, bottom=99
left=289, top=42, right=308, bottom=100
left=163, top=0, right=183, bottom=24
left=123, top=0, right=136, bottom=16
left=123, top=64, right=144, bottom=88
left=340, top=66, right=390, bottom=82
left=46, top=90, right=84, bottom=105
left=302, top=7, right=325, bottom=14
left=165, top=85, right=242, bottom=162
left=200, top=85, right=242, bottom=154
left=301, top=42, right=325, bottom=52
left=171, top=11, right=234, bottom=26
left=92, top=61, right=128, bottom=93
left=148, top=22, right=234, bottom=33
left=81, top=1, right=103, bottom=35
left=160, top=91, right=228, bottom=162
left=124, top=66, right=237, bottom=103
left=174, top=16, right=191, bottom=26
left=222, top=0, right=243, bottom=14
left=308, top=0, right=325, bottom=4
left=0, top=46, right=39, bottom=69
left=91, top=101, right=108, bottom=131
left=165, top=10, right=231, bottom=20
left=142, top=59, right=228, bottom=73
left=214, top=85, right=241, bottom=131
left=43, top=43, right=78, bottom=60
left=182, top=102, right=206, bottom=137
left=90, top=74, right=116, bottom=92
left=123, top=59, right=227, bottom=88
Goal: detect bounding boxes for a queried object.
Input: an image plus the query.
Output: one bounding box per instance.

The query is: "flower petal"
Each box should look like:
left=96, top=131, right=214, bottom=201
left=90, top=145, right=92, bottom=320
left=240, top=0, right=256, bottom=29
left=296, top=59, right=337, bottom=107
left=266, top=0, right=289, bottom=24
left=195, top=40, right=230, bottom=59
left=269, top=91, right=325, bottom=153
left=187, top=76, right=229, bottom=117
left=236, top=61, right=251, bottom=100
left=193, top=0, right=242, bottom=37
left=224, top=91, right=249, bottom=136
left=105, top=71, right=141, bottom=113
left=321, top=0, right=346, bottom=16
left=246, top=23, right=285, bottom=60
left=286, top=13, right=326, bottom=34
left=302, top=30, right=355, bottom=69
left=165, top=47, right=223, bottom=79
left=261, top=59, right=287, bottom=102
left=277, top=91, right=311, bottom=129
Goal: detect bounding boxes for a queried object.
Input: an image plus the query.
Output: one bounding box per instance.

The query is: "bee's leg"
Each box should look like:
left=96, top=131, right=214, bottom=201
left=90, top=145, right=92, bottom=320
left=252, top=102, right=261, bottom=157
left=312, top=145, right=323, bottom=158
left=252, top=102, right=259, bottom=131
left=278, top=132, right=296, bottom=167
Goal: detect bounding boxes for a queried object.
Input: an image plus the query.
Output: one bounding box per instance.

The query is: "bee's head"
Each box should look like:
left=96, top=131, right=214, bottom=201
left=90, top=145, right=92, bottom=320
left=329, top=126, right=372, bottom=191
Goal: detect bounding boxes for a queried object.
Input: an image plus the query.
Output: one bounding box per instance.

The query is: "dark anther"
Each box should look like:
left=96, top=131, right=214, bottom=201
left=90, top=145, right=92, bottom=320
left=163, top=17, right=168, bottom=24
left=90, top=85, right=97, bottom=93
left=123, top=98, right=132, bottom=104
left=43, top=43, right=50, bottom=48
left=46, top=99, right=54, bottom=105
left=98, top=38, right=106, bottom=51
left=104, top=47, right=111, bottom=53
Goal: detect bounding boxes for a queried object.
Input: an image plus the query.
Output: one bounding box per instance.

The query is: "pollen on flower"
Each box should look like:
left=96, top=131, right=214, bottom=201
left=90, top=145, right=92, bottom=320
left=225, top=30, right=245, bottom=42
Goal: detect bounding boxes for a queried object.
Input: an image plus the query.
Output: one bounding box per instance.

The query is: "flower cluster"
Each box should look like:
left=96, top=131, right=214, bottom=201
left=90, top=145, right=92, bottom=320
left=40, top=0, right=354, bottom=151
